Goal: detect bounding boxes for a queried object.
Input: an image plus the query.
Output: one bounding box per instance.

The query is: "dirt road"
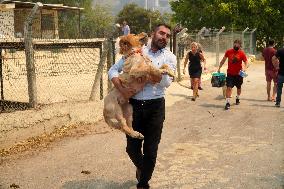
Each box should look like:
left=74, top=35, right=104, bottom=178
left=0, top=63, right=283, bottom=189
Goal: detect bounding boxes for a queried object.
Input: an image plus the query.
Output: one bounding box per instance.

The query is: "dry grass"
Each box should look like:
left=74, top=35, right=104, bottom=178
left=0, top=121, right=111, bottom=161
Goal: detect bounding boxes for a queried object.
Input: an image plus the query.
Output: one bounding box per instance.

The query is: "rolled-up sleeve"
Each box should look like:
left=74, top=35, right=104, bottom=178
left=159, top=53, right=177, bottom=88
left=108, top=58, right=124, bottom=80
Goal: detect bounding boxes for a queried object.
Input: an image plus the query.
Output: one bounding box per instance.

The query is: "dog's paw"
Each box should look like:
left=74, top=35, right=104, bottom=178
left=131, top=131, right=144, bottom=139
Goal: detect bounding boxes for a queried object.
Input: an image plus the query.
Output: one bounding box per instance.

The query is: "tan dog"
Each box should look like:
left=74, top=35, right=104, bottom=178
left=103, top=33, right=174, bottom=139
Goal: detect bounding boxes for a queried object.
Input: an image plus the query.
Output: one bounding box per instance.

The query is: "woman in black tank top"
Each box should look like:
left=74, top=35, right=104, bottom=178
left=183, top=42, right=206, bottom=101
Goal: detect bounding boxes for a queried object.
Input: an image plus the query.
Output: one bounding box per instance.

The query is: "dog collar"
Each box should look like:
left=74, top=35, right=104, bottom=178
left=124, top=49, right=142, bottom=60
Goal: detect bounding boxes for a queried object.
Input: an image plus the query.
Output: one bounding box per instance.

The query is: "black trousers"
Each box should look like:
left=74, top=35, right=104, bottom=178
left=127, top=98, right=165, bottom=188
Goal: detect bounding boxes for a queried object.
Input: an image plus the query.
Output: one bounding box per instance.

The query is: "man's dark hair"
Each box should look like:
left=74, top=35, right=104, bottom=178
left=234, top=39, right=242, bottom=46
left=268, top=39, right=275, bottom=46
left=153, top=23, right=171, bottom=32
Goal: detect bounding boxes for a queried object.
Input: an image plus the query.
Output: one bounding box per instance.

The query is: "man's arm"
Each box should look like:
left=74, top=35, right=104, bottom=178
left=108, top=58, right=135, bottom=98
left=242, top=60, right=249, bottom=71
left=218, top=56, right=227, bottom=72
left=242, top=53, right=249, bottom=71
left=159, top=53, right=177, bottom=88
left=272, top=55, right=280, bottom=70
left=199, top=52, right=207, bottom=70
left=183, top=53, right=189, bottom=74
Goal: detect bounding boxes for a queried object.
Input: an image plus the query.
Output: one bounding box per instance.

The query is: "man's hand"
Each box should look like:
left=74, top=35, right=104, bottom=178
left=136, top=75, right=148, bottom=83
left=111, top=77, right=136, bottom=99
left=272, top=55, right=280, bottom=70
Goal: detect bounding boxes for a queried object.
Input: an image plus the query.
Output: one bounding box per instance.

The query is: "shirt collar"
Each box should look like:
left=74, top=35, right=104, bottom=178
left=145, top=45, right=165, bottom=54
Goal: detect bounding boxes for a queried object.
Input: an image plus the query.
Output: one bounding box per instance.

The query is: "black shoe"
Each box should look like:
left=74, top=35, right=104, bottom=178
left=275, top=102, right=280, bottom=107
left=198, top=86, right=203, bottom=90
left=191, top=97, right=196, bottom=101
left=225, top=103, right=230, bottom=110
left=236, top=98, right=240, bottom=105
left=136, top=168, right=141, bottom=182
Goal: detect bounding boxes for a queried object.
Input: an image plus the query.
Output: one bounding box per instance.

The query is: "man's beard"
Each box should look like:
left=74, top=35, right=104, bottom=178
left=152, top=38, right=167, bottom=50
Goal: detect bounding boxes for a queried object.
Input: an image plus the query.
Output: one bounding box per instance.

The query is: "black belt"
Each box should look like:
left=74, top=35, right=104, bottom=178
left=129, top=97, right=164, bottom=106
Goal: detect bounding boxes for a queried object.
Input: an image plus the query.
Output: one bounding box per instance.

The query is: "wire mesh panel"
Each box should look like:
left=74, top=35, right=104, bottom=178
left=0, top=2, right=114, bottom=113
left=176, top=29, right=256, bottom=75
left=0, top=39, right=110, bottom=112
left=33, top=39, right=104, bottom=104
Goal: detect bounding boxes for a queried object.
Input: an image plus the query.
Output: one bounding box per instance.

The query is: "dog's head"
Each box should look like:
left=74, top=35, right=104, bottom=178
left=119, top=33, right=148, bottom=55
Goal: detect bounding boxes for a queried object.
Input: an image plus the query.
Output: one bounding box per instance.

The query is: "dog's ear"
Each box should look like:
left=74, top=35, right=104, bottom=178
left=137, top=32, right=148, bottom=40
left=119, top=36, right=132, bottom=54
left=137, top=32, right=148, bottom=46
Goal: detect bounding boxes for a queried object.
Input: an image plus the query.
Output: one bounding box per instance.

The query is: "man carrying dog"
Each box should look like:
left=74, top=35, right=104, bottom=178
left=218, top=39, right=248, bottom=110
left=108, top=24, right=176, bottom=189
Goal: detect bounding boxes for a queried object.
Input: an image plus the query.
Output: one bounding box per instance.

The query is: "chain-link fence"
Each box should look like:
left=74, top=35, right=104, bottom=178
left=175, top=27, right=257, bottom=81
left=0, top=2, right=116, bottom=113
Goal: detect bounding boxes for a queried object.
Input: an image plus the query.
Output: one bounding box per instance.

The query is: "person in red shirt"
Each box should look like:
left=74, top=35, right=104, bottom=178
left=262, top=40, right=277, bottom=101
left=218, top=39, right=248, bottom=110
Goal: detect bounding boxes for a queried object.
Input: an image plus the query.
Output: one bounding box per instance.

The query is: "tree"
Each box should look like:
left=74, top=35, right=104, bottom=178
left=116, top=3, right=170, bottom=35
left=80, top=4, right=114, bottom=38
left=170, top=0, right=284, bottom=49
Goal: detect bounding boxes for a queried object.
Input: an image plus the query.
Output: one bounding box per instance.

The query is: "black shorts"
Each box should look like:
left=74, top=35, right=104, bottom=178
left=189, top=69, right=202, bottom=78
left=226, top=74, right=243, bottom=89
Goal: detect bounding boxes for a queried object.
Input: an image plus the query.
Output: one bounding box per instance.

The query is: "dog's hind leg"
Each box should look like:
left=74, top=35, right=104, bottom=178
left=103, top=109, right=121, bottom=129
left=120, top=103, right=144, bottom=139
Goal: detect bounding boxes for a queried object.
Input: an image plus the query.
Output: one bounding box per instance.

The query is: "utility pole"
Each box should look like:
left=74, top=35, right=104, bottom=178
left=145, top=0, right=148, bottom=10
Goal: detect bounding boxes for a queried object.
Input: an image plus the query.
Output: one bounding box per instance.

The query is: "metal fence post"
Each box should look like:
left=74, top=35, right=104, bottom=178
left=99, top=44, right=104, bottom=100
left=0, top=49, right=3, bottom=100
left=196, top=27, right=206, bottom=43
left=89, top=40, right=109, bottom=101
left=216, top=26, right=225, bottom=67
left=24, top=2, right=43, bottom=108
left=250, top=28, right=257, bottom=54
left=176, top=28, right=188, bottom=81
left=241, top=27, right=249, bottom=51
left=107, top=38, right=113, bottom=92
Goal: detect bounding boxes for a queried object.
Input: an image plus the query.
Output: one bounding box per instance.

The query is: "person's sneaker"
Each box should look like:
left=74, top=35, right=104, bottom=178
left=275, top=102, right=280, bottom=107
left=191, top=97, right=196, bottom=101
left=225, top=103, right=230, bottom=110
left=236, top=98, right=240, bottom=105
left=198, top=86, right=203, bottom=90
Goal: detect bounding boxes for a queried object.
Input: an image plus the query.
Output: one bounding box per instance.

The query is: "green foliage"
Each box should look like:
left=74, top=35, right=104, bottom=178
left=80, top=5, right=114, bottom=38
left=116, top=3, right=172, bottom=35
left=170, top=0, right=284, bottom=49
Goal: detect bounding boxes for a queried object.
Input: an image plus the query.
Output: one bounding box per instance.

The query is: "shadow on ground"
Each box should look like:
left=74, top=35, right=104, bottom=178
left=168, top=93, right=191, bottom=99
left=61, top=179, right=136, bottom=189
left=199, top=103, right=225, bottom=109
left=241, top=98, right=271, bottom=102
